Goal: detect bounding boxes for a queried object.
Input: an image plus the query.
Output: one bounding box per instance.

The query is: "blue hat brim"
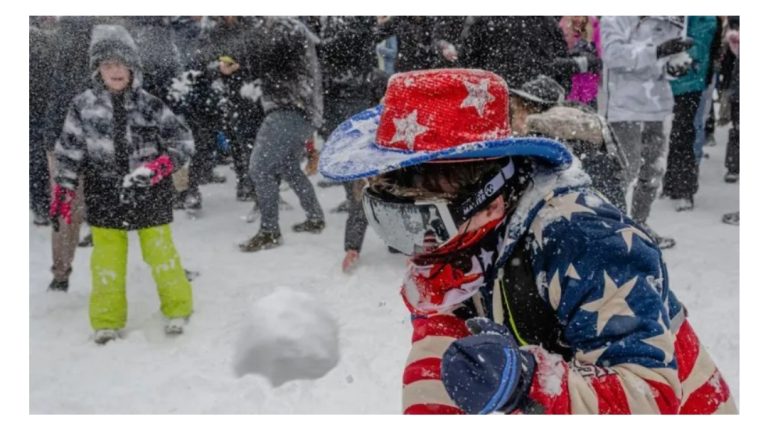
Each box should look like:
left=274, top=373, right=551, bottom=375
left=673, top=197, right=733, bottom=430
left=319, top=105, right=573, bottom=182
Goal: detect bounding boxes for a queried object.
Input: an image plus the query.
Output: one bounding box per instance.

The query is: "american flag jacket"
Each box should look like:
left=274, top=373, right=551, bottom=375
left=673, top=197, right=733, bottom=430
left=402, top=165, right=736, bottom=414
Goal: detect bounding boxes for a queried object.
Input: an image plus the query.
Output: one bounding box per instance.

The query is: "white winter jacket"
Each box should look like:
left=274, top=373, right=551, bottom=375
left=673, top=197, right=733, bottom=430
left=601, top=16, right=684, bottom=122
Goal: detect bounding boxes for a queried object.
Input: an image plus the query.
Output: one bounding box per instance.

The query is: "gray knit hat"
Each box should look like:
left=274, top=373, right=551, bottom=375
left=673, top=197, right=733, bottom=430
left=508, top=75, right=565, bottom=107
left=89, top=24, right=142, bottom=72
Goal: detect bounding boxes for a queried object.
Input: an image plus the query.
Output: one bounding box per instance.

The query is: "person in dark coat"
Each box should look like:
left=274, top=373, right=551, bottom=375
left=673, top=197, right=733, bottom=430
left=719, top=17, right=739, bottom=227
left=507, top=75, right=629, bottom=213
left=29, top=17, right=56, bottom=226
left=723, top=16, right=739, bottom=183
left=461, top=17, right=572, bottom=91
left=171, top=16, right=206, bottom=70
left=203, top=16, right=265, bottom=202
left=50, top=25, right=195, bottom=344
left=375, top=16, right=464, bottom=72
left=662, top=16, right=718, bottom=212
left=42, top=16, right=111, bottom=292
left=239, top=17, right=325, bottom=252
left=166, top=17, right=235, bottom=210
left=317, top=16, right=379, bottom=271
left=123, top=16, right=183, bottom=104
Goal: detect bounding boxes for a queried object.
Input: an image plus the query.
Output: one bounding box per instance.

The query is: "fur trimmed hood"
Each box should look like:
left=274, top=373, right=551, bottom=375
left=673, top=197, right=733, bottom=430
left=89, top=24, right=143, bottom=89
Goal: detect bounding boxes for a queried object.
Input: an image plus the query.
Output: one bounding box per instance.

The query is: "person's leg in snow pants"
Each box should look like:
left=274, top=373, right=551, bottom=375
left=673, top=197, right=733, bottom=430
left=48, top=152, right=85, bottom=282
left=249, top=109, right=324, bottom=234
left=725, top=89, right=740, bottom=175
left=663, top=91, right=701, bottom=201
left=343, top=180, right=368, bottom=252
left=611, top=121, right=666, bottom=224
left=89, top=225, right=193, bottom=330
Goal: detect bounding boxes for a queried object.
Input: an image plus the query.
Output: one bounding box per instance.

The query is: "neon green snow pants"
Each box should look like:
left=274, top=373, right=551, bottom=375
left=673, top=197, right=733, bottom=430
left=89, top=225, right=193, bottom=330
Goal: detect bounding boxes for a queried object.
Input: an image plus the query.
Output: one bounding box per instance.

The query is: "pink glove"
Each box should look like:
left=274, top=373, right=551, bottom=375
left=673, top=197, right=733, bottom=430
left=123, top=155, right=174, bottom=188
left=50, top=184, right=76, bottom=227
left=144, top=155, right=174, bottom=185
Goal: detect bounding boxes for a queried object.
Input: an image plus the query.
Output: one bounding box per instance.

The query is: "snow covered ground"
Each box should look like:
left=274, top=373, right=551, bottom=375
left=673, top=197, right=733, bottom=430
left=29, top=124, right=739, bottom=414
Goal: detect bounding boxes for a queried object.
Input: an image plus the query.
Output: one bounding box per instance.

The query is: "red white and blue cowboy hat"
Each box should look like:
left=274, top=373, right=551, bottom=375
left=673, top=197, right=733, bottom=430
left=319, top=68, right=572, bottom=181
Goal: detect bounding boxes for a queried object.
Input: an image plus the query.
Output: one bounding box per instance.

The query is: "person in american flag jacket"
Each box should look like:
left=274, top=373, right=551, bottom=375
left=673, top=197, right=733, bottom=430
left=319, top=68, right=736, bottom=414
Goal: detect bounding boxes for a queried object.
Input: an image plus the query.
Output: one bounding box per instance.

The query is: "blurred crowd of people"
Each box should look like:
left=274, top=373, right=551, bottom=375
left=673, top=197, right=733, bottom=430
left=29, top=15, right=740, bottom=291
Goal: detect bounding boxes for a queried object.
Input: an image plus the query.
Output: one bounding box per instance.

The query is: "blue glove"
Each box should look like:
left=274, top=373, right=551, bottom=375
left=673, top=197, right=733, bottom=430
left=441, top=317, right=536, bottom=414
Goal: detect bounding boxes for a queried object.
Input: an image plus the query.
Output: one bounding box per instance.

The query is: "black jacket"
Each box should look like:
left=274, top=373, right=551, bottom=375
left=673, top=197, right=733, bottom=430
left=319, top=16, right=378, bottom=100
left=123, top=16, right=183, bottom=103
left=247, top=17, right=323, bottom=128
left=42, top=17, right=101, bottom=151
left=462, top=17, right=570, bottom=90
left=30, top=22, right=55, bottom=143
left=202, top=18, right=264, bottom=142
left=376, top=16, right=464, bottom=72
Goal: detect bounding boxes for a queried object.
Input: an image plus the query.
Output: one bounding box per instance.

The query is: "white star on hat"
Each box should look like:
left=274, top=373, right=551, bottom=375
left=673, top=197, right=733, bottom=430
left=391, top=110, right=429, bottom=151
left=460, top=78, right=496, bottom=117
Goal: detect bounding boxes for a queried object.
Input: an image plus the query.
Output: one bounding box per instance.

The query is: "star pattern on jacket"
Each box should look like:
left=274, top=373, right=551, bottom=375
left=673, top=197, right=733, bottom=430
left=548, top=269, right=562, bottom=310
left=391, top=110, right=428, bottom=151
left=616, top=226, right=653, bottom=253
left=479, top=248, right=494, bottom=270
left=460, top=78, right=496, bottom=116
left=641, top=319, right=675, bottom=365
left=566, top=263, right=581, bottom=280
left=403, top=186, right=735, bottom=415
left=531, top=192, right=597, bottom=247
left=547, top=264, right=580, bottom=311
left=581, top=271, right=638, bottom=335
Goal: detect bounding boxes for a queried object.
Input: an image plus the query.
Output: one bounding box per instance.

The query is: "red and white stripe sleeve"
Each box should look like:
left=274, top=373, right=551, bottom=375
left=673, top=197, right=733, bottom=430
left=402, top=314, right=469, bottom=414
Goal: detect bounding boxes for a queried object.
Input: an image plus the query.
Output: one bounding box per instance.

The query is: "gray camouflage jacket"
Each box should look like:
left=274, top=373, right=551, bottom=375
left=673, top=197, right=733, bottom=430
left=54, top=24, right=194, bottom=230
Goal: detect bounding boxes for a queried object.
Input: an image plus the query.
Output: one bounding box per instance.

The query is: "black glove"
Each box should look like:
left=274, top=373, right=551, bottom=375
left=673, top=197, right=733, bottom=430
left=552, top=57, right=580, bottom=76
left=656, top=37, right=694, bottom=59
left=554, top=53, right=601, bottom=75
left=666, top=63, right=690, bottom=78
left=666, top=52, right=694, bottom=78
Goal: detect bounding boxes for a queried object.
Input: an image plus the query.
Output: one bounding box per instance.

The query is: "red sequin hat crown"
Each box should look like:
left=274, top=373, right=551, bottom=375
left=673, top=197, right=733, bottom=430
left=319, top=68, right=571, bottom=181
left=376, top=69, right=511, bottom=152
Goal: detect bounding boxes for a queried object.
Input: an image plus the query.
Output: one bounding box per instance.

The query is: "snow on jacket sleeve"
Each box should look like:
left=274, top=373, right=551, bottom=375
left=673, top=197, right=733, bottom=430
left=53, top=96, right=88, bottom=190
left=601, top=16, right=663, bottom=77
left=521, top=190, right=735, bottom=414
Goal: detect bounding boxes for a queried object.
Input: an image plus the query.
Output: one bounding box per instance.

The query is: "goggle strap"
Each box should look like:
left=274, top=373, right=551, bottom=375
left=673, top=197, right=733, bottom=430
left=455, top=160, right=516, bottom=221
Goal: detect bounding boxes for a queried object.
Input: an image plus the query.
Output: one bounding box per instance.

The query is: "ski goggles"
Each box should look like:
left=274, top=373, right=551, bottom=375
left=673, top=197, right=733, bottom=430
left=362, top=159, right=515, bottom=256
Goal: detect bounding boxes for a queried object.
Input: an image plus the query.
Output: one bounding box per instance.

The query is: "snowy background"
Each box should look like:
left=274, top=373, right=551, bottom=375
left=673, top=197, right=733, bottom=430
left=29, top=124, right=739, bottom=414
